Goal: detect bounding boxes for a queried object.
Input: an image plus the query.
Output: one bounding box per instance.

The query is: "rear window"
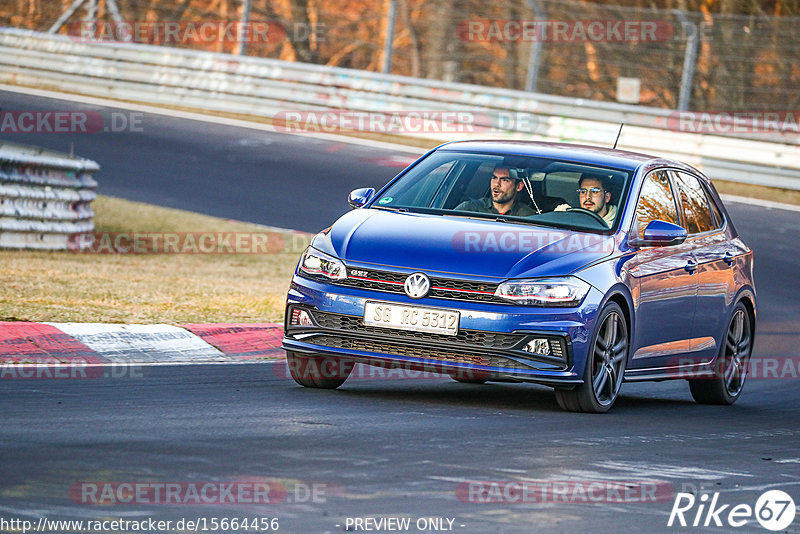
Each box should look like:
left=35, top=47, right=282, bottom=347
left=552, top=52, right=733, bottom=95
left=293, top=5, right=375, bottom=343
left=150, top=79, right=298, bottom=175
left=674, top=172, right=716, bottom=234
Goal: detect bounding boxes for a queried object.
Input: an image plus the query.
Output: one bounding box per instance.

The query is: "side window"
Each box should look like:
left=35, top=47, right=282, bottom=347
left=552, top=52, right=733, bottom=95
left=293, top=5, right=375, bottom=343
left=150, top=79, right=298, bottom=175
left=389, top=160, right=456, bottom=207
left=674, top=172, right=715, bottom=234
left=634, top=171, right=679, bottom=236
left=703, top=184, right=725, bottom=229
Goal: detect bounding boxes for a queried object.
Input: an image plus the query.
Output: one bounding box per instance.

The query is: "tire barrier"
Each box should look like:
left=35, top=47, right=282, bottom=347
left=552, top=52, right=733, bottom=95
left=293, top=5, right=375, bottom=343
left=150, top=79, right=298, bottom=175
left=0, top=141, right=98, bottom=249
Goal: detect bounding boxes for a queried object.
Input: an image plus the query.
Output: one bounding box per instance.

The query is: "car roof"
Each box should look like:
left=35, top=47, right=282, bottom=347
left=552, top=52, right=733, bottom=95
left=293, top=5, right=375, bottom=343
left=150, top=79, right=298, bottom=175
left=436, top=140, right=661, bottom=172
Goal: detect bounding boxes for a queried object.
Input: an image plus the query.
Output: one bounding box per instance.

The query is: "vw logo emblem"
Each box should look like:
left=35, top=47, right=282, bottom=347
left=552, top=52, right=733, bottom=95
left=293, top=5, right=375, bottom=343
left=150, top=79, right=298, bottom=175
left=404, top=273, right=430, bottom=299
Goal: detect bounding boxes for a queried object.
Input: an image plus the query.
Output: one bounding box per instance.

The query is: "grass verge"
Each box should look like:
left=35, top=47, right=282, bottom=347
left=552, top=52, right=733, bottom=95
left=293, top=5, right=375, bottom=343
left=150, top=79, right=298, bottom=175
left=1, top=183, right=795, bottom=325
left=0, top=196, right=311, bottom=324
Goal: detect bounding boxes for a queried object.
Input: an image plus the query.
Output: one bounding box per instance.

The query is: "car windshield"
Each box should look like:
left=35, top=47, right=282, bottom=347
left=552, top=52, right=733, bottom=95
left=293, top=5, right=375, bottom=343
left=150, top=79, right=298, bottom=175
left=371, top=150, right=633, bottom=233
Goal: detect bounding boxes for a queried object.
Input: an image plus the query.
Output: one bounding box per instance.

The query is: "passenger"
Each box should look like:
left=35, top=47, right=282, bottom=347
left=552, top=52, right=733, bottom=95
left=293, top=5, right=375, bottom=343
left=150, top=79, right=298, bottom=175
left=455, top=167, right=537, bottom=217
left=555, top=173, right=617, bottom=226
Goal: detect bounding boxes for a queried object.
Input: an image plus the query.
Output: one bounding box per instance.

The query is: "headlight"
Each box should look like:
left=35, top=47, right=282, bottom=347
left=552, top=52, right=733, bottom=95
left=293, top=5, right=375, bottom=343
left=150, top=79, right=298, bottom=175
left=494, top=277, right=590, bottom=307
left=299, top=248, right=347, bottom=280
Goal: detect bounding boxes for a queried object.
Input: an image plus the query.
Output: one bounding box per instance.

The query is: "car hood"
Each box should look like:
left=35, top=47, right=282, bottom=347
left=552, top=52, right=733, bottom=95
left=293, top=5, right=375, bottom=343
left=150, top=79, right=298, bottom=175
left=313, top=209, right=615, bottom=279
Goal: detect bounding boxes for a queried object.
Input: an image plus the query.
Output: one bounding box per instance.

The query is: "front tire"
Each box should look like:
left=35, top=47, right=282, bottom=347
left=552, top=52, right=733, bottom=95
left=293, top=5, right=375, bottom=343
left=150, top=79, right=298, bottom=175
left=449, top=368, right=489, bottom=384
left=286, top=351, right=353, bottom=389
left=450, top=377, right=488, bottom=384
left=555, top=302, right=628, bottom=413
left=689, top=303, right=752, bottom=405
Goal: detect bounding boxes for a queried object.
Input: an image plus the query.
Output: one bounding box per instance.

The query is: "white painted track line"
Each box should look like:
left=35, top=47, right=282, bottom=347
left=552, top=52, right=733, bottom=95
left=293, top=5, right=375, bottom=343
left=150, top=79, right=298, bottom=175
left=45, top=323, right=229, bottom=363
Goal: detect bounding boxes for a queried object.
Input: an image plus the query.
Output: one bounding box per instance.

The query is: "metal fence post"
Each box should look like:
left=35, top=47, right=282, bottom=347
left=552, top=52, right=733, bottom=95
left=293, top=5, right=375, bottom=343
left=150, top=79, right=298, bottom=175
left=48, top=0, right=87, bottom=33
left=49, top=0, right=128, bottom=38
left=381, top=0, right=398, bottom=74
left=525, top=0, right=545, bottom=93
left=85, top=0, right=97, bottom=24
left=237, top=0, right=252, bottom=56
left=675, top=10, right=699, bottom=111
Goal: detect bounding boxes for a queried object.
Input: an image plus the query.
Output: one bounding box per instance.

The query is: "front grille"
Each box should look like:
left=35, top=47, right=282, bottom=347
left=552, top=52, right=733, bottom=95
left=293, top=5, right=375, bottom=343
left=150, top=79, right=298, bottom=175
left=286, top=307, right=569, bottom=371
left=311, top=311, right=524, bottom=349
left=309, top=335, right=535, bottom=371
left=304, top=267, right=503, bottom=304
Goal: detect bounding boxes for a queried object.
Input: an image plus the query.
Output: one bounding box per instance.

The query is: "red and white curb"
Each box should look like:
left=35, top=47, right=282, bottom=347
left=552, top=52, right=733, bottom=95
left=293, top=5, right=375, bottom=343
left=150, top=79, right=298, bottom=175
left=0, top=322, right=285, bottom=365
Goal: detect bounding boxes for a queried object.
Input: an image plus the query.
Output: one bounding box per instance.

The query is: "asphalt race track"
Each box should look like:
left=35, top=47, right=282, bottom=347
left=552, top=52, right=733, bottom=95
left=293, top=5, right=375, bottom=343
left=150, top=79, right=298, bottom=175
left=0, top=89, right=414, bottom=232
left=2, top=90, right=800, bottom=533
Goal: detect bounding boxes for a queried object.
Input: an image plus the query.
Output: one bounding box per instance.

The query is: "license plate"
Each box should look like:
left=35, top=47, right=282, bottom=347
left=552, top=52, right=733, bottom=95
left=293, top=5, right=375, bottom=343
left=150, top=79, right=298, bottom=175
left=364, top=301, right=459, bottom=336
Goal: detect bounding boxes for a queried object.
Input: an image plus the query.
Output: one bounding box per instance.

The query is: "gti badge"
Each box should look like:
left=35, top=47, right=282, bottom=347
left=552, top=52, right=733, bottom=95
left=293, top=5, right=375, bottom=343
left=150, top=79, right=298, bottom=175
left=404, top=272, right=430, bottom=299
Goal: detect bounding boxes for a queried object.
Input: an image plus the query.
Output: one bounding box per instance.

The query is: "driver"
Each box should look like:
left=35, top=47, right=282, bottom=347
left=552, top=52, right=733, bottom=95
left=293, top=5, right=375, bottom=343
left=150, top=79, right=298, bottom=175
left=554, top=173, right=617, bottom=226
left=455, top=167, right=537, bottom=217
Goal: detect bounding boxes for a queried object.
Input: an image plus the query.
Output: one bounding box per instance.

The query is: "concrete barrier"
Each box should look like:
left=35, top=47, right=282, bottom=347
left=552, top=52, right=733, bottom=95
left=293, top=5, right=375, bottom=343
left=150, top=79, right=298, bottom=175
left=0, top=27, right=797, bottom=189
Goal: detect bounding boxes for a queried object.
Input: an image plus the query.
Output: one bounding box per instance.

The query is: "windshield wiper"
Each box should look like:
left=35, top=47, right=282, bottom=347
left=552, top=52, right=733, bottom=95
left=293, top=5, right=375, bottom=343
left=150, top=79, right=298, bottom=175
left=492, top=216, right=543, bottom=226
left=448, top=212, right=544, bottom=227
left=371, top=206, right=408, bottom=213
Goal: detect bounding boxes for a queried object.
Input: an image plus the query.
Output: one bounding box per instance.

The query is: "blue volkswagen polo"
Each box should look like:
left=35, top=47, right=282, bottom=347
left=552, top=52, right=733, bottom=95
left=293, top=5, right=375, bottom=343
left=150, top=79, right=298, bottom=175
left=282, top=141, right=756, bottom=412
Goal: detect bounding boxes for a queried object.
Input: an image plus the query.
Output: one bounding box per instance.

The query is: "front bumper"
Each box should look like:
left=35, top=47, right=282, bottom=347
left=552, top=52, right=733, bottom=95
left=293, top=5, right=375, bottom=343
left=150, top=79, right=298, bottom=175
left=283, top=274, right=604, bottom=385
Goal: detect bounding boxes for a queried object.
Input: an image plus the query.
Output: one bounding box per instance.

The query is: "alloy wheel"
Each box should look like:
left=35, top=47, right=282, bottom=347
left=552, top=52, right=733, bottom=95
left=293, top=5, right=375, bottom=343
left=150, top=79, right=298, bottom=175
left=722, top=308, right=750, bottom=397
left=591, top=311, right=628, bottom=406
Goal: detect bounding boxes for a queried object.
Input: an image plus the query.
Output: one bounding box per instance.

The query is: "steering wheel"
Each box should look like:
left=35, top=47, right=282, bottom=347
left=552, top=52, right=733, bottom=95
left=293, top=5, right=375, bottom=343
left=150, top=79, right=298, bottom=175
left=567, top=207, right=607, bottom=226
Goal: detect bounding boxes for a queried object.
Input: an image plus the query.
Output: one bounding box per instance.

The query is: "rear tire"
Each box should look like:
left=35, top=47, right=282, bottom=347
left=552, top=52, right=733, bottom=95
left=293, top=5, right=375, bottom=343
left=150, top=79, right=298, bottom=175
left=554, top=302, right=628, bottom=413
left=286, top=351, right=353, bottom=389
left=689, top=303, right=752, bottom=405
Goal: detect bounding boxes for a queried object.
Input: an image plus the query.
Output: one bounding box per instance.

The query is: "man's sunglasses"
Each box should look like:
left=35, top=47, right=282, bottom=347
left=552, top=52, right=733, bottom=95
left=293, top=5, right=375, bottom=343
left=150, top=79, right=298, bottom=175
left=577, top=187, right=603, bottom=195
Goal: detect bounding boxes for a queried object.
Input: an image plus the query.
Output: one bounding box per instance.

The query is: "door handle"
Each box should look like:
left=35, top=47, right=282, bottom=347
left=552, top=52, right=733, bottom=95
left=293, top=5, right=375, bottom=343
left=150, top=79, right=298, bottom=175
left=723, top=251, right=735, bottom=266
left=684, top=260, right=698, bottom=273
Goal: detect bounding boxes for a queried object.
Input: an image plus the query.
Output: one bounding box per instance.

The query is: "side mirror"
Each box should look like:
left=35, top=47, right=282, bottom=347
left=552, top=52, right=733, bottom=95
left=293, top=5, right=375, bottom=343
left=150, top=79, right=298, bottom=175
left=630, top=220, right=688, bottom=247
left=348, top=187, right=375, bottom=209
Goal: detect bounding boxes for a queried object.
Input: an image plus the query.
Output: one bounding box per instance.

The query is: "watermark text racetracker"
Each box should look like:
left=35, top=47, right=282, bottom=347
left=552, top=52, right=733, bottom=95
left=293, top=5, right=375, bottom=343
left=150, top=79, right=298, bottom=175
left=70, top=480, right=331, bottom=505
left=668, top=110, right=800, bottom=135
left=457, top=19, right=674, bottom=42
left=276, top=358, right=491, bottom=382
left=273, top=110, right=550, bottom=135
left=66, top=20, right=325, bottom=44
left=458, top=480, right=674, bottom=504
left=0, top=360, right=145, bottom=380
left=668, top=356, right=800, bottom=380
left=453, top=230, right=615, bottom=254
left=68, top=232, right=310, bottom=254
left=0, top=110, right=144, bottom=134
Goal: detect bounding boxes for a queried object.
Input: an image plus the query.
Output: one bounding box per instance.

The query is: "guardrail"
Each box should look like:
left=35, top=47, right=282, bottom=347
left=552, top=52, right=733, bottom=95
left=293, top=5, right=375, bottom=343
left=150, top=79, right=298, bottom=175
left=0, top=27, right=798, bottom=189
left=0, top=141, right=98, bottom=249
